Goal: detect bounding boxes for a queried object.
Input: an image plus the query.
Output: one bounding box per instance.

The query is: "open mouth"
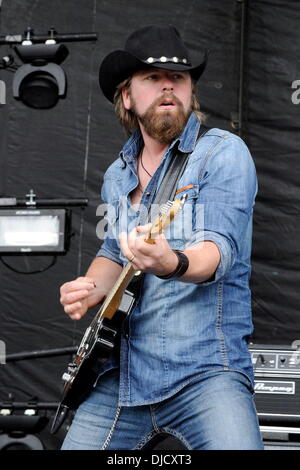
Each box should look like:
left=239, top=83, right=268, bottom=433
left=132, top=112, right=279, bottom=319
left=159, top=100, right=175, bottom=108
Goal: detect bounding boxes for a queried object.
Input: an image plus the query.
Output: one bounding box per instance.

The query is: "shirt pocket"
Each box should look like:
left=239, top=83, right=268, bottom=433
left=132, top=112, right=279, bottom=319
left=165, top=184, right=201, bottom=250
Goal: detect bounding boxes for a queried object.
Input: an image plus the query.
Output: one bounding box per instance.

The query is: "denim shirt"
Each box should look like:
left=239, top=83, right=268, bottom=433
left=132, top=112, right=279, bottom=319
left=97, top=113, right=257, bottom=406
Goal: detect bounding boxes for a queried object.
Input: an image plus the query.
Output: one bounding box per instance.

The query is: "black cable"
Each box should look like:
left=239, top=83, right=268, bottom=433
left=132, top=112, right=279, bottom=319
left=0, top=401, right=61, bottom=409
left=6, top=346, right=77, bottom=362
left=0, top=254, right=57, bottom=274
left=0, top=65, right=17, bottom=71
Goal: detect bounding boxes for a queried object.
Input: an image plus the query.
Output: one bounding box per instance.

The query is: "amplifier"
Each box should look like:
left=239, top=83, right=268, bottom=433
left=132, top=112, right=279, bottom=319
left=249, top=344, right=300, bottom=435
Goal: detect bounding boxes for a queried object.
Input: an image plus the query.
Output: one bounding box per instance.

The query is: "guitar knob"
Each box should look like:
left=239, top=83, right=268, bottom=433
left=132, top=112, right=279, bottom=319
left=62, top=372, right=71, bottom=382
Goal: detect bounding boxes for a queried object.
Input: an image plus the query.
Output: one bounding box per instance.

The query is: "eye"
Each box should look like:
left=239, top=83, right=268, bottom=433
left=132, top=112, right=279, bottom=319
left=172, top=73, right=185, bottom=80
left=145, top=73, right=159, bottom=80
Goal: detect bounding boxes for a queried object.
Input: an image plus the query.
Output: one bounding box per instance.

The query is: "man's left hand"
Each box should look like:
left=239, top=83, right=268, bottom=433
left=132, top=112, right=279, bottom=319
left=119, top=224, right=178, bottom=277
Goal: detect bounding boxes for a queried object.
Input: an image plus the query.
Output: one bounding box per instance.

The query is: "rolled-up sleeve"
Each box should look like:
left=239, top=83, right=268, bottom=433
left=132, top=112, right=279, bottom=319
left=190, top=135, right=257, bottom=282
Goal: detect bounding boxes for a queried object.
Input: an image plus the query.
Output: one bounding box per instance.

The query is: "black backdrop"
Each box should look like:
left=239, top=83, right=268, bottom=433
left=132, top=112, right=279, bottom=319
left=0, top=0, right=299, bottom=445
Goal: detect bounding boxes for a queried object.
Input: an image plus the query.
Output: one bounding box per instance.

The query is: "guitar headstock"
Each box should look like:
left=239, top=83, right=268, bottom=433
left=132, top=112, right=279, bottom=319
left=145, top=194, right=187, bottom=243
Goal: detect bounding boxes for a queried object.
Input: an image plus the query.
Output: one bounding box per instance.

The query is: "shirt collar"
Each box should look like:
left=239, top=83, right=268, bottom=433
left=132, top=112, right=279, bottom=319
left=175, top=112, right=201, bottom=153
left=119, top=112, right=201, bottom=163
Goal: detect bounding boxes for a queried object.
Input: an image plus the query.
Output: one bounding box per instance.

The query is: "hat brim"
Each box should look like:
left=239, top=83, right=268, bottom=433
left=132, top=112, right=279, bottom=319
left=99, top=49, right=208, bottom=103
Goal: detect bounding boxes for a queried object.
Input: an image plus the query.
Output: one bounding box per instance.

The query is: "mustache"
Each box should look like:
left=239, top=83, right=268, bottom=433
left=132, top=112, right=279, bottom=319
left=152, top=92, right=183, bottom=108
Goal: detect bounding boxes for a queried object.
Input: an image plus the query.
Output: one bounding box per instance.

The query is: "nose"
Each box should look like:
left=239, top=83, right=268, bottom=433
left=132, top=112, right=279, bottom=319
left=161, top=76, right=174, bottom=92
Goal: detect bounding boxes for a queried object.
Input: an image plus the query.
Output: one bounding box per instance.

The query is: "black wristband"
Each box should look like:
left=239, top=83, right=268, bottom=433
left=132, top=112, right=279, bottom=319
left=157, top=250, right=189, bottom=280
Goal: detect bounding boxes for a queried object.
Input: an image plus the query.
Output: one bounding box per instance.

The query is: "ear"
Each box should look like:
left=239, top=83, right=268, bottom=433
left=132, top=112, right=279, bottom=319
left=121, top=86, right=132, bottom=110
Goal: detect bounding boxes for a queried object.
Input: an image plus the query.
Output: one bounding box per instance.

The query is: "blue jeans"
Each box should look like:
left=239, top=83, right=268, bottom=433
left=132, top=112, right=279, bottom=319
left=61, top=369, right=264, bottom=450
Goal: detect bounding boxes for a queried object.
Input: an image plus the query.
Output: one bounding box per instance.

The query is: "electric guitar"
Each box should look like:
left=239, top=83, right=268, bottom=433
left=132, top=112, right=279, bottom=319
left=51, top=195, right=186, bottom=433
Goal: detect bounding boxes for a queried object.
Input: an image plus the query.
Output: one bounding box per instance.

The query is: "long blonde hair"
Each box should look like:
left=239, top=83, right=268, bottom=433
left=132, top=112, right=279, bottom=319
left=113, top=76, right=206, bottom=135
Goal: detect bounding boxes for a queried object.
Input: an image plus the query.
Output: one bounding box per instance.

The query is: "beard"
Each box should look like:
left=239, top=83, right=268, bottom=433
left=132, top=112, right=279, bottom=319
left=131, top=93, right=191, bottom=144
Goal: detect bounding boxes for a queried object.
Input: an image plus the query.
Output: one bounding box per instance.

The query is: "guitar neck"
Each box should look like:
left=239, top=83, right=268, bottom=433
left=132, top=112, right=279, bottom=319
left=97, top=197, right=186, bottom=321
left=98, top=262, right=136, bottom=320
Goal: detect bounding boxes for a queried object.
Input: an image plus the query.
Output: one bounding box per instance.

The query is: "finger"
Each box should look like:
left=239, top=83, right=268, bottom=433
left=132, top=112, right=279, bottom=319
left=155, top=232, right=170, bottom=246
left=138, top=233, right=171, bottom=262
left=68, top=309, right=83, bottom=320
left=60, top=289, right=90, bottom=305
left=77, top=276, right=96, bottom=284
left=136, top=223, right=152, bottom=234
left=81, top=277, right=97, bottom=288
left=127, top=226, right=141, bottom=250
left=71, top=278, right=96, bottom=289
left=120, top=228, right=136, bottom=262
left=60, top=280, right=96, bottom=295
left=119, top=231, right=135, bottom=260
left=64, top=302, right=81, bottom=313
left=69, top=313, right=82, bottom=320
left=65, top=300, right=89, bottom=320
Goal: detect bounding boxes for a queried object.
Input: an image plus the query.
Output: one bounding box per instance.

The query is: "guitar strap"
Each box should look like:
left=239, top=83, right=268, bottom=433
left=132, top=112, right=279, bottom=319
left=128, top=123, right=211, bottom=297
left=151, top=123, right=211, bottom=209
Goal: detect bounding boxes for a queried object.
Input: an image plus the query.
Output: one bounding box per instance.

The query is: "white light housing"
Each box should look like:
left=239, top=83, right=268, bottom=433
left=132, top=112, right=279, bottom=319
left=0, top=209, right=70, bottom=253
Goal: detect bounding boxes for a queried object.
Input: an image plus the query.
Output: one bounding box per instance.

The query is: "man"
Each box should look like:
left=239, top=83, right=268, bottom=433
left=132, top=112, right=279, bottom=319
left=60, top=25, right=263, bottom=450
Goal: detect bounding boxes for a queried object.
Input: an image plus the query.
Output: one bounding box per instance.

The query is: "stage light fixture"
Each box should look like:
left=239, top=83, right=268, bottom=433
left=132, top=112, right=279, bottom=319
left=0, top=208, right=71, bottom=254
left=12, top=43, right=69, bottom=109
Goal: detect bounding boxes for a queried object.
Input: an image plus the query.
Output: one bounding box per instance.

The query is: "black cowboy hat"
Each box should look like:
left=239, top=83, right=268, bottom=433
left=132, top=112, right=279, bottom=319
left=99, top=25, right=208, bottom=103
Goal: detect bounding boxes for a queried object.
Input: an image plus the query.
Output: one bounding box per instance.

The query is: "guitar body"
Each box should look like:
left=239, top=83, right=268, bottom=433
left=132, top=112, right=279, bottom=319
left=51, top=294, right=134, bottom=434
left=60, top=313, right=126, bottom=409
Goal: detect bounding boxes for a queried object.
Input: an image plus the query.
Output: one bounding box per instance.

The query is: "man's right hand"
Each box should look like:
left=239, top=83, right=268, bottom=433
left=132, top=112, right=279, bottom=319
left=60, top=276, right=98, bottom=320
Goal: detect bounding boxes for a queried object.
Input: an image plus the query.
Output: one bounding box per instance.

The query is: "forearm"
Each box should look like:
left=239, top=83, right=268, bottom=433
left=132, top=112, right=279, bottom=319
left=120, top=224, right=220, bottom=284
left=176, top=241, right=221, bottom=283
left=85, top=256, right=123, bottom=307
